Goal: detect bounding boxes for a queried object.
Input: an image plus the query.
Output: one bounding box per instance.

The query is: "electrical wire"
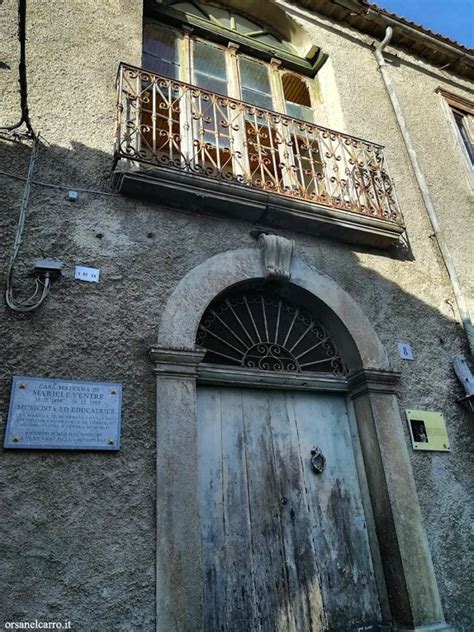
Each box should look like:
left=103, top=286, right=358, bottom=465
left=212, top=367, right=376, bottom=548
left=1, top=0, right=35, bottom=136
left=15, top=276, right=41, bottom=305
left=5, top=135, right=52, bottom=312
left=0, top=169, right=119, bottom=197
left=6, top=276, right=51, bottom=312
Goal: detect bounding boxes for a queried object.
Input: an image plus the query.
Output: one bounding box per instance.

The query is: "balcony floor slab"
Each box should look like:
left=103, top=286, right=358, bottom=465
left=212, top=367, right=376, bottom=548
left=112, top=165, right=405, bottom=250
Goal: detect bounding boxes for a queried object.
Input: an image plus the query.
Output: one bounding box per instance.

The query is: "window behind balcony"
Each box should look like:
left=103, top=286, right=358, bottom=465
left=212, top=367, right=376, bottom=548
left=139, top=14, right=322, bottom=190
left=141, top=18, right=315, bottom=122
left=239, top=57, right=273, bottom=110
left=193, top=40, right=228, bottom=95
left=143, top=23, right=179, bottom=79
left=282, top=72, right=313, bottom=122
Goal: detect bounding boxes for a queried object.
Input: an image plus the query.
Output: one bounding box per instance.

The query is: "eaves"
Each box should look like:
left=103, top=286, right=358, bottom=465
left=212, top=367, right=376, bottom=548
left=288, top=0, right=474, bottom=81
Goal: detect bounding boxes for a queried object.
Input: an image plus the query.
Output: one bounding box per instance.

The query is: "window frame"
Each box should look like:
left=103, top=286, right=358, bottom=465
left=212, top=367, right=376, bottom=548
left=142, top=20, right=320, bottom=121
left=144, top=0, right=327, bottom=78
left=139, top=18, right=330, bottom=198
left=143, top=21, right=182, bottom=80
left=437, top=88, right=474, bottom=187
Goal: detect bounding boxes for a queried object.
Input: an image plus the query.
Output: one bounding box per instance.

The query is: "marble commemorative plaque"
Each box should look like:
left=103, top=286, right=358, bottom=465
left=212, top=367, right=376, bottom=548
left=4, top=376, right=122, bottom=450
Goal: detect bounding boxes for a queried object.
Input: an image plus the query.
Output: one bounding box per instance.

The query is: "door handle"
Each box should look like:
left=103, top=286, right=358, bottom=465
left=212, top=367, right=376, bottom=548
left=310, top=446, right=326, bottom=474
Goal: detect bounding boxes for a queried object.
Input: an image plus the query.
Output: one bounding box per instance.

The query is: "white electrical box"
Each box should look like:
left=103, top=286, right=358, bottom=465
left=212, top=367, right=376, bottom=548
left=75, top=266, right=100, bottom=283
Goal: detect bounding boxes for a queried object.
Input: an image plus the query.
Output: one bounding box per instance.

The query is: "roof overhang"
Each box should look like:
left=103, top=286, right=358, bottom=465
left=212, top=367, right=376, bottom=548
left=288, top=0, right=474, bottom=81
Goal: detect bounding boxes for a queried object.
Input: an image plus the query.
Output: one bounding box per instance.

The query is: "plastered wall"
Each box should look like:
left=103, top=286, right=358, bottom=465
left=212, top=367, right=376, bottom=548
left=1, top=1, right=473, bottom=629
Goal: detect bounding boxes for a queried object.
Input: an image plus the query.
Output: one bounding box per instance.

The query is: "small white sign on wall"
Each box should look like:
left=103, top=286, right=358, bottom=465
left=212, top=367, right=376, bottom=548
left=398, top=342, right=415, bottom=360
left=75, top=266, right=100, bottom=283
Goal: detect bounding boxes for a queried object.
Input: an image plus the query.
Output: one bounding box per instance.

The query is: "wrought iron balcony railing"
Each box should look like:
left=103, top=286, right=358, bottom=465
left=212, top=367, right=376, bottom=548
left=114, top=63, right=402, bottom=226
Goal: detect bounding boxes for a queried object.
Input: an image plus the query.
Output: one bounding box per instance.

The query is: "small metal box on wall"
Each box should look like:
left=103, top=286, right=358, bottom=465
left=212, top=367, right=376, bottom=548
left=406, top=409, right=450, bottom=452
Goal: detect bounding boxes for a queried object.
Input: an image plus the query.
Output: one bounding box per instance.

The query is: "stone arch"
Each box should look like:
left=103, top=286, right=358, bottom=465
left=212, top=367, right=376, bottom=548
left=152, top=245, right=447, bottom=632
left=157, top=246, right=389, bottom=371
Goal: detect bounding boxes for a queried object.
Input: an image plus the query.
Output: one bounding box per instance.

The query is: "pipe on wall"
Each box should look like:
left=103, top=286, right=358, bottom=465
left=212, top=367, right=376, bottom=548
left=367, top=8, right=474, bottom=67
left=374, top=26, right=474, bottom=356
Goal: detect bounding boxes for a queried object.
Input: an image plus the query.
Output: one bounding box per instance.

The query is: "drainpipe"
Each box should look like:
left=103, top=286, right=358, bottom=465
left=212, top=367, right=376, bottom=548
left=374, top=27, right=474, bottom=356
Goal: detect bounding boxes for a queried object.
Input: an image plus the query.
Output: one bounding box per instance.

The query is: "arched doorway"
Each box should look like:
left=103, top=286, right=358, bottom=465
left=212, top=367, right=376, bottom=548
left=195, top=283, right=382, bottom=631
left=150, top=244, right=448, bottom=632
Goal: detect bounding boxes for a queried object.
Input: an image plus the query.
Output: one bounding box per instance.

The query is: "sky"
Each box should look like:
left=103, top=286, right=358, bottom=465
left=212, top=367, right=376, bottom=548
left=376, top=0, right=474, bottom=48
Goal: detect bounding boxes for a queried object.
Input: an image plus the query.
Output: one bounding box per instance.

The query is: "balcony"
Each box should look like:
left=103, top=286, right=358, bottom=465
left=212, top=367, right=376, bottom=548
left=112, top=63, right=404, bottom=248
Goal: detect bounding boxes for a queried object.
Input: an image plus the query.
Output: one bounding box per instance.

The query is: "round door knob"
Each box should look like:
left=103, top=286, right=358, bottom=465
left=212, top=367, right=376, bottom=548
left=311, top=446, right=326, bottom=474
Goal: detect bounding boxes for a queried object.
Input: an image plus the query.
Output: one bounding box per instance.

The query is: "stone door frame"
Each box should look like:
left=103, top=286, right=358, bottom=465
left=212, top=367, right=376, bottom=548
left=149, top=246, right=452, bottom=632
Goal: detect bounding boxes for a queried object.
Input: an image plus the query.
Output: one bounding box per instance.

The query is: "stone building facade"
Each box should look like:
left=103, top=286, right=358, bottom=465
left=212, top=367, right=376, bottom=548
left=1, top=1, right=473, bottom=631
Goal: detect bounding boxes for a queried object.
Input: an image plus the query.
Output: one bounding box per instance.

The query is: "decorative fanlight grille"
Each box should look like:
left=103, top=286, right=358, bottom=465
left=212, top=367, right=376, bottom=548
left=197, top=293, right=347, bottom=375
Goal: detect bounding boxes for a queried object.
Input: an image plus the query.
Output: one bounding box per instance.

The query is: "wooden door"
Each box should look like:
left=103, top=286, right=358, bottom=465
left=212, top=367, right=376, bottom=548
left=197, top=386, right=382, bottom=632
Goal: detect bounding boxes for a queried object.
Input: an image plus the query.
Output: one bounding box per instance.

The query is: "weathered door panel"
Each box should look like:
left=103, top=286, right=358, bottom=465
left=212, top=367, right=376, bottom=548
left=291, top=393, right=381, bottom=630
left=264, top=391, right=326, bottom=632
left=241, top=388, right=296, bottom=632
left=197, top=386, right=381, bottom=632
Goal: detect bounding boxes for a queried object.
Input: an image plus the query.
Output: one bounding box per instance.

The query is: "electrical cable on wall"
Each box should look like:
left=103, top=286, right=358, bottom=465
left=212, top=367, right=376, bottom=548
left=0, top=169, right=120, bottom=197
left=5, top=135, right=56, bottom=313
left=1, top=0, right=35, bottom=136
